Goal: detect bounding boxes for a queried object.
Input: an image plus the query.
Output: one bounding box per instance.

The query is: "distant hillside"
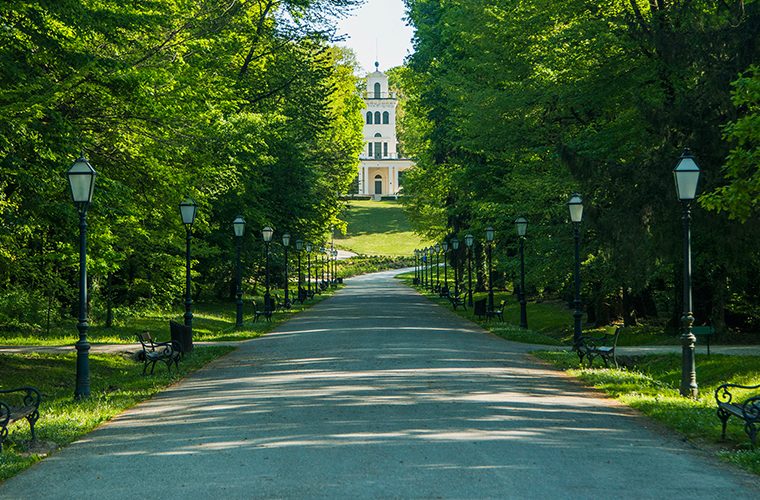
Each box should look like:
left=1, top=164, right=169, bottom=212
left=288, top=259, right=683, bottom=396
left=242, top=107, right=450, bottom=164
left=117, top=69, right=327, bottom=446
left=335, top=200, right=432, bottom=256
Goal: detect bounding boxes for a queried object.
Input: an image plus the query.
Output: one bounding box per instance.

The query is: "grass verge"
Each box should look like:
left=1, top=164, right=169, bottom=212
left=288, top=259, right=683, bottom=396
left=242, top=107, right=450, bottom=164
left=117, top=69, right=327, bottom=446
left=0, top=346, right=233, bottom=482
left=533, top=350, right=760, bottom=475
left=0, top=289, right=338, bottom=346
left=398, top=274, right=689, bottom=346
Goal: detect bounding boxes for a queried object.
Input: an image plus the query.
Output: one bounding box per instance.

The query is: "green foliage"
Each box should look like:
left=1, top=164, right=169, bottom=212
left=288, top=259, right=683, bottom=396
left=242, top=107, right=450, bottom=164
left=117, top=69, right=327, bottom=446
left=401, top=0, right=760, bottom=331
left=702, top=66, right=760, bottom=222
left=0, top=1, right=364, bottom=328
left=0, top=347, right=233, bottom=481
left=534, top=351, right=760, bottom=474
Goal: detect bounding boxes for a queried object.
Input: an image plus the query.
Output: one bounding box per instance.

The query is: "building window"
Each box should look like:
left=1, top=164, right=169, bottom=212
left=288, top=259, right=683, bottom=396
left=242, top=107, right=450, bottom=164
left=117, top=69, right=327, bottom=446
left=374, top=82, right=381, bottom=98
left=366, top=112, right=373, bottom=124
left=383, top=143, right=388, bottom=157
left=374, top=132, right=382, bottom=137
left=374, top=142, right=382, bottom=159
left=368, top=143, right=373, bottom=156
left=382, top=111, right=389, bottom=124
left=374, top=111, right=381, bottom=124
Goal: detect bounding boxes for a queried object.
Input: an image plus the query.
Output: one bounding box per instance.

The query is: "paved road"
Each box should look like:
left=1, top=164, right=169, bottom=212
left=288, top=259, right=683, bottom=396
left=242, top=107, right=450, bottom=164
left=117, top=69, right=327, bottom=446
left=1, top=270, right=758, bottom=498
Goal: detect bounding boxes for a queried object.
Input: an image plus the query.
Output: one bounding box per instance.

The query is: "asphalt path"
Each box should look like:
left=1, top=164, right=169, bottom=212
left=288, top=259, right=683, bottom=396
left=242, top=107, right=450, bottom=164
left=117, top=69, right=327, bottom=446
left=1, top=270, right=758, bottom=498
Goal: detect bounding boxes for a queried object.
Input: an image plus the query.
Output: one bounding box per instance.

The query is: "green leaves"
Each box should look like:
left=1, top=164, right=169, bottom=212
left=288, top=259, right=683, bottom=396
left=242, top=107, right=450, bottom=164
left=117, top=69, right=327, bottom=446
left=0, top=0, right=363, bottom=326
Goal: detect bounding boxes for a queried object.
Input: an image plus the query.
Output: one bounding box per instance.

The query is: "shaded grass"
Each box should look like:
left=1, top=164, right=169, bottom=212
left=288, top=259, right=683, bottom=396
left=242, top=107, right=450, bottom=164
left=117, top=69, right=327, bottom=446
left=0, top=347, right=233, bottom=481
left=336, top=200, right=432, bottom=256
left=399, top=274, right=682, bottom=346
left=0, top=290, right=338, bottom=346
left=533, top=350, right=760, bottom=475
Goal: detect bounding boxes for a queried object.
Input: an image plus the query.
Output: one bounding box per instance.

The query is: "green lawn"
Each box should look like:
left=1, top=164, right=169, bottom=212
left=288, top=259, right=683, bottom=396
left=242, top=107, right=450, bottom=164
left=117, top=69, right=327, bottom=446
left=336, top=200, right=432, bottom=256
left=0, top=290, right=338, bottom=346
left=398, top=272, right=686, bottom=347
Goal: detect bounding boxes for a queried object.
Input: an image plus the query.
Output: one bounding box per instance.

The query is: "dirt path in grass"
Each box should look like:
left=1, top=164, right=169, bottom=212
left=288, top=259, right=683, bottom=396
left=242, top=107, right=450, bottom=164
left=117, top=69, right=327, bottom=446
left=1, top=269, right=758, bottom=498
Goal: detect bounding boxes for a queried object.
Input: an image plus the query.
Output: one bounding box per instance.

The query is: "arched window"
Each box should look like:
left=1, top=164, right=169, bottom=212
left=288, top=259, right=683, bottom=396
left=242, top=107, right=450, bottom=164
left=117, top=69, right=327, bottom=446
left=374, top=111, right=381, bottom=124
left=374, top=132, right=382, bottom=137
left=374, top=174, right=383, bottom=195
left=366, top=112, right=373, bottom=124
left=382, top=111, right=389, bottom=124
left=373, top=134, right=382, bottom=159
left=374, top=82, right=381, bottom=98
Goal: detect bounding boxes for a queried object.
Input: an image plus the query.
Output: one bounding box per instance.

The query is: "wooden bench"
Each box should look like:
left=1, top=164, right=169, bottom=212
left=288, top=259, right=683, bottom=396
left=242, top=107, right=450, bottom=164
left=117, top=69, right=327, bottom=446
left=715, top=382, right=760, bottom=447
left=0, top=387, right=41, bottom=452
left=449, top=294, right=466, bottom=311
left=693, top=325, right=715, bottom=355
left=576, top=327, right=621, bottom=368
left=137, top=332, right=181, bottom=375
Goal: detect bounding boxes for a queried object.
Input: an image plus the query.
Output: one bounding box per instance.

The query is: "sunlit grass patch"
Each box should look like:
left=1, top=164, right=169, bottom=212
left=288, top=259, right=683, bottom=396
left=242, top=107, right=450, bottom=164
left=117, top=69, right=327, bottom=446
left=0, top=347, right=233, bottom=482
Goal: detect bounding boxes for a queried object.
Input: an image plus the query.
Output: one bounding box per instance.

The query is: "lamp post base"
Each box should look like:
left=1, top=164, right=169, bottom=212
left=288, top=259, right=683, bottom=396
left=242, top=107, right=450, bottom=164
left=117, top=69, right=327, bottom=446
left=519, top=297, right=528, bottom=329
left=680, top=333, right=698, bottom=398
left=74, top=336, right=90, bottom=399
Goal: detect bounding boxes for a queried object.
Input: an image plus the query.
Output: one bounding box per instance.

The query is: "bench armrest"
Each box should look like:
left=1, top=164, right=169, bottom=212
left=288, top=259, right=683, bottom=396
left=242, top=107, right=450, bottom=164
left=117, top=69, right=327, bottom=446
left=0, top=387, right=41, bottom=409
left=715, top=382, right=760, bottom=405
left=741, top=396, right=760, bottom=422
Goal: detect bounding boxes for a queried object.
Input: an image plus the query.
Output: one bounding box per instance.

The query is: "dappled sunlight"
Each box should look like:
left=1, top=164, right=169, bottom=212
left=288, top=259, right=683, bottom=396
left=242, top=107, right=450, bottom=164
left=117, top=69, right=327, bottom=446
left=3, top=272, right=748, bottom=498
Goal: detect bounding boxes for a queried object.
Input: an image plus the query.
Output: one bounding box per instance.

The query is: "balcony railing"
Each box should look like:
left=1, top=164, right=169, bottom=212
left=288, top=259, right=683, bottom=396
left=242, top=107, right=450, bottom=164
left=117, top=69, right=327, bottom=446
left=363, top=92, right=398, bottom=100
left=359, top=153, right=406, bottom=160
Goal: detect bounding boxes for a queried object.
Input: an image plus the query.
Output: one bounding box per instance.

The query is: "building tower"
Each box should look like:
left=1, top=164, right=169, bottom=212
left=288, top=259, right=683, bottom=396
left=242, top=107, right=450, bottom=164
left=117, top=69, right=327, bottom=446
left=357, top=62, right=414, bottom=197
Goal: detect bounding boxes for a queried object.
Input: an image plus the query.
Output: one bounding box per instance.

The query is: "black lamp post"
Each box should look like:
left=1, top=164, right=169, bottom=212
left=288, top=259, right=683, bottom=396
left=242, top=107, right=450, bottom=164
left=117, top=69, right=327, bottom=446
left=485, top=227, right=494, bottom=312
left=321, top=246, right=326, bottom=287
left=435, top=243, right=441, bottom=291
left=282, top=233, right=291, bottom=308
left=442, top=241, right=449, bottom=295
left=568, top=194, right=583, bottom=349
left=465, top=234, right=474, bottom=307
left=332, top=248, right=338, bottom=285
left=67, top=155, right=96, bottom=400
left=306, top=242, right=312, bottom=297
left=262, top=226, right=274, bottom=313
left=422, top=248, right=427, bottom=288
left=428, top=247, right=434, bottom=291
left=674, top=149, right=701, bottom=398
left=179, top=197, right=198, bottom=349
left=414, top=249, right=419, bottom=284
left=515, top=218, right=528, bottom=329
left=233, top=216, right=245, bottom=327
left=296, top=239, right=303, bottom=302
left=451, top=238, right=460, bottom=297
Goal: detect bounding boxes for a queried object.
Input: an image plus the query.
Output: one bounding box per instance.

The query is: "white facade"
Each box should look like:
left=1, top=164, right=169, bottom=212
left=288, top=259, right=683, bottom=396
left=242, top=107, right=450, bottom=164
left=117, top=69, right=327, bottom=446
left=358, top=63, right=414, bottom=196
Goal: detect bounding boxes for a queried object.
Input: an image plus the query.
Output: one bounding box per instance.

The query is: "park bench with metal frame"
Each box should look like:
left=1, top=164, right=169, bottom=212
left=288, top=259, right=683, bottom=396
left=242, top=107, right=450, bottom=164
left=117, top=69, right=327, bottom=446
left=715, top=382, right=760, bottom=447
left=487, top=300, right=506, bottom=322
left=693, top=325, right=715, bottom=355
left=0, top=387, right=41, bottom=452
left=252, top=299, right=272, bottom=322
left=576, top=327, right=621, bottom=368
left=439, top=285, right=449, bottom=298
left=137, top=332, right=181, bottom=375
left=449, top=294, right=466, bottom=311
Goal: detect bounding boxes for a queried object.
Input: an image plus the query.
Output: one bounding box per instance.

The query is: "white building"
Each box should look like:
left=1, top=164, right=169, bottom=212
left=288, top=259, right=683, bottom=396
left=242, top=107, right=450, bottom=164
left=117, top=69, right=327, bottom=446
left=357, top=63, right=414, bottom=197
